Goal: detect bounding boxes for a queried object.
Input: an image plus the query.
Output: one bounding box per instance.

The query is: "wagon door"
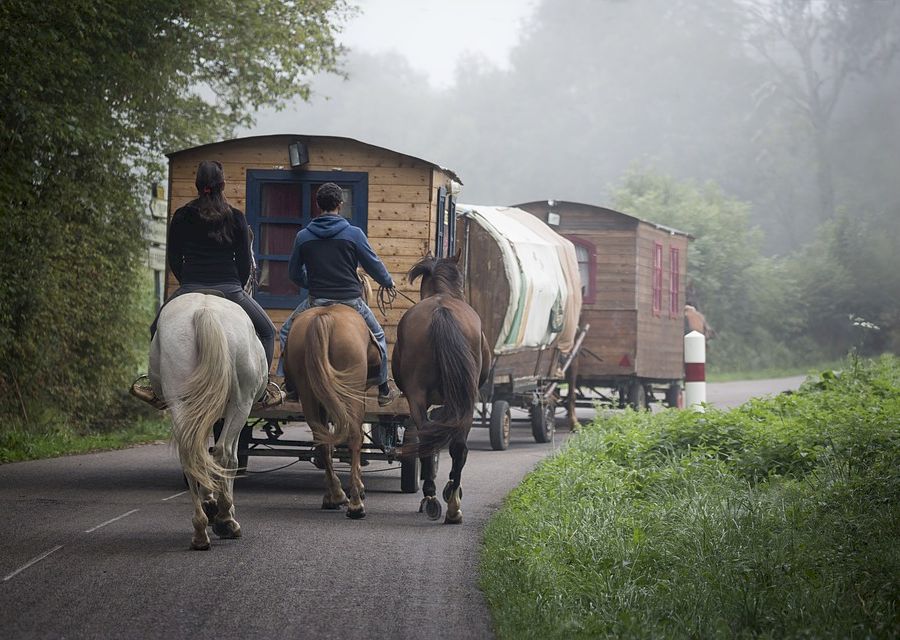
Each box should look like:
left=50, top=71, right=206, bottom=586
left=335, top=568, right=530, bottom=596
left=245, top=170, right=368, bottom=308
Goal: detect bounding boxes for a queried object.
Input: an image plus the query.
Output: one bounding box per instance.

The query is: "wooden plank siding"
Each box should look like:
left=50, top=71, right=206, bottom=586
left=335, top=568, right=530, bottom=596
left=515, top=200, right=691, bottom=385
left=634, top=225, right=688, bottom=379
left=165, top=135, right=457, bottom=374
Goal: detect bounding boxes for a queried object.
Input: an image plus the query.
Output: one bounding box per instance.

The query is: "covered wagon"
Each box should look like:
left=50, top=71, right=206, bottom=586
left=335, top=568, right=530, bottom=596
left=457, top=205, right=587, bottom=449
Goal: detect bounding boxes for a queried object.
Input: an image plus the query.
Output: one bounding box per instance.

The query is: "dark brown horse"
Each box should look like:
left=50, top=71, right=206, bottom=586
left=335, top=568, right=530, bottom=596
left=283, top=304, right=381, bottom=519
left=393, top=249, right=491, bottom=524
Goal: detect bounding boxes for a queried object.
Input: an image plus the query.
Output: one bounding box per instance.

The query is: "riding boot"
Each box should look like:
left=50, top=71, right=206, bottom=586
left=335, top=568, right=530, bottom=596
left=377, top=379, right=400, bottom=407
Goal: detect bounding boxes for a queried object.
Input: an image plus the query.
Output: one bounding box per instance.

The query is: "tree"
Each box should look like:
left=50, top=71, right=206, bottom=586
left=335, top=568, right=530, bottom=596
left=611, top=170, right=814, bottom=369
left=743, top=0, right=900, bottom=222
left=0, top=0, right=351, bottom=427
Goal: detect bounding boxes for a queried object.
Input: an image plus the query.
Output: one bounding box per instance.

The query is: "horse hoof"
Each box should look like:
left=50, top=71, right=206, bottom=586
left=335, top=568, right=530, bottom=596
left=442, top=482, right=462, bottom=502
left=424, top=497, right=442, bottom=521
left=321, top=500, right=343, bottom=510
left=346, top=507, right=366, bottom=520
left=444, top=512, right=462, bottom=525
left=212, top=521, right=242, bottom=539
left=190, top=540, right=211, bottom=551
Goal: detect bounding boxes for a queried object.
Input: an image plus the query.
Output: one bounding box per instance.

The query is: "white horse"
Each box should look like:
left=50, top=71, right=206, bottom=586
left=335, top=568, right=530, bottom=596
left=149, top=292, right=268, bottom=550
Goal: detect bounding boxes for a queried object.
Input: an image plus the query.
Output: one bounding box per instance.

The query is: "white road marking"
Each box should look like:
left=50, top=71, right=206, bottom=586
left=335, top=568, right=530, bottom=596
left=161, top=491, right=186, bottom=501
left=84, top=509, right=140, bottom=533
left=3, top=545, right=64, bottom=582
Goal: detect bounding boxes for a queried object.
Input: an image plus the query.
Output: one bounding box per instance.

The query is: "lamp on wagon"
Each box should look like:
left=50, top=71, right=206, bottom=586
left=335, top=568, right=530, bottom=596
left=546, top=199, right=560, bottom=226
left=288, top=141, right=309, bottom=168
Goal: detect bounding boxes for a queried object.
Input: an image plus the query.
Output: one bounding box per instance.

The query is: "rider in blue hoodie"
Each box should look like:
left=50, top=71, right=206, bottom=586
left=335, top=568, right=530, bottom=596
left=279, top=182, right=400, bottom=406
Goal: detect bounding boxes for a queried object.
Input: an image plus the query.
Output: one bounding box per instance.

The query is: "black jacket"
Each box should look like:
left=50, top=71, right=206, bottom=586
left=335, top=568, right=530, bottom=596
left=167, top=202, right=251, bottom=287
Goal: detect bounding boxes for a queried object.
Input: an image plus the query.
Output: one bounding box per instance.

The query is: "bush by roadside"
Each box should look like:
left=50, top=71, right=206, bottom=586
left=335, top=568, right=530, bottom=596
left=0, top=394, right=169, bottom=464
left=481, top=354, right=900, bottom=639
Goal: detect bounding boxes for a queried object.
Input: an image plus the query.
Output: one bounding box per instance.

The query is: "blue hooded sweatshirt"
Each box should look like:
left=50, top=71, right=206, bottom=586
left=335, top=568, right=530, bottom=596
left=288, top=214, right=394, bottom=300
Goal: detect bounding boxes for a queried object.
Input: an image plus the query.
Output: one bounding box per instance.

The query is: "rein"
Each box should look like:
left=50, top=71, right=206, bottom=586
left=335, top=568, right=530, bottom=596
left=377, top=286, right=417, bottom=316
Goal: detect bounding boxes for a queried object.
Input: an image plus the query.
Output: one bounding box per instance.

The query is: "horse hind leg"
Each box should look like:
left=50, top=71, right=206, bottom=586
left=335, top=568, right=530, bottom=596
left=319, top=443, right=349, bottom=510
left=209, top=408, right=247, bottom=540
left=345, top=423, right=366, bottom=520
left=186, top=477, right=212, bottom=550
left=407, top=395, right=441, bottom=520
left=443, top=435, right=469, bottom=525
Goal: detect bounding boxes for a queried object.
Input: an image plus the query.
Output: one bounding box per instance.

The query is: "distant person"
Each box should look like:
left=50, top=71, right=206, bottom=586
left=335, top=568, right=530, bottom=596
left=279, top=182, right=399, bottom=406
left=131, top=160, right=283, bottom=409
left=684, top=302, right=715, bottom=338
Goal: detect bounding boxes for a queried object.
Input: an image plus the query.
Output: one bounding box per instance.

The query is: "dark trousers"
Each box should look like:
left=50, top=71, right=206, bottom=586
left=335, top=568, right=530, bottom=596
left=150, top=282, right=275, bottom=369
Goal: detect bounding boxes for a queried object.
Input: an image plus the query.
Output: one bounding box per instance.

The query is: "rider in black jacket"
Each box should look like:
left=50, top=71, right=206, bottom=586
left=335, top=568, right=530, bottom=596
left=132, top=160, right=282, bottom=409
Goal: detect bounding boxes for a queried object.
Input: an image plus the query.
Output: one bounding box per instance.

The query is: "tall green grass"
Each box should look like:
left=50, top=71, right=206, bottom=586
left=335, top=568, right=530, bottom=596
left=481, top=355, right=900, bottom=638
left=0, top=413, right=169, bottom=464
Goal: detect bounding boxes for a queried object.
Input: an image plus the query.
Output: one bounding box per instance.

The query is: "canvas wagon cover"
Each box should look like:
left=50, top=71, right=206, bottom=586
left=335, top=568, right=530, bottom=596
left=459, top=205, right=582, bottom=354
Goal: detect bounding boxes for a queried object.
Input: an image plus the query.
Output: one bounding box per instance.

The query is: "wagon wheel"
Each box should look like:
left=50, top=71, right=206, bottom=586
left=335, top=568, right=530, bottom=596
left=489, top=400, right=511, bottom=451
left=627, top=379, right=649, bottom=411
left=665, top=383, right=683, bottom=409
left=530, top=398, right=556, bottom=443
left=236, top=424, right=253, bottom=474
left=400, top=456, right=421, bottom=493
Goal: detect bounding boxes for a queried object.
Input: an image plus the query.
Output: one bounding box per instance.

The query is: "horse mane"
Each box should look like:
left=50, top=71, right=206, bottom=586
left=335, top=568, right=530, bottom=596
left=407, top=254, right=464, bottom=299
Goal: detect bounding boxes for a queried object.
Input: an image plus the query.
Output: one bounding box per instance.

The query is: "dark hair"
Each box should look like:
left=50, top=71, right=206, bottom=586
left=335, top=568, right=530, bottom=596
left=316, top=182, right=344, bottom=214
left=195, top=160, right=234, bottom=244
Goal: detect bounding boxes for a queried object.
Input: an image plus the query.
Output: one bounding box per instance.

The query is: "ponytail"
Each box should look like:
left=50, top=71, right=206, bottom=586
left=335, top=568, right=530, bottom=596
left=195, top=160, right=234, bottom=244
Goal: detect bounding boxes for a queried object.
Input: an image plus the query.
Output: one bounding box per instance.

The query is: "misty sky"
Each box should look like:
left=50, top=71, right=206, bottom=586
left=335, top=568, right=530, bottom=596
left=240, top=0, right=900, bottom=257
left=339, top=0, right=537, bottom=88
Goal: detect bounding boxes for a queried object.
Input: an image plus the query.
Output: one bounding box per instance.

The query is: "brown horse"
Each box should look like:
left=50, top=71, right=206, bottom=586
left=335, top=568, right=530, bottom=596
left=283, top=303, right=381, bottom=518
left=393, top=250, right=491, bottom=524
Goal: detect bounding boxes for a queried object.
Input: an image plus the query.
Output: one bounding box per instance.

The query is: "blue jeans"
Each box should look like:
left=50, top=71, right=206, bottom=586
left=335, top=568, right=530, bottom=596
left=278, top=296, right=388, bottom=386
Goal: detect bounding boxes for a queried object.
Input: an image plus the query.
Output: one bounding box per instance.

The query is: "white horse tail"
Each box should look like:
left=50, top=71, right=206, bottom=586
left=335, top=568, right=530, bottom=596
left=174, top=306, right=233, bottom=491
left=305, top=313, right=363, bottom=445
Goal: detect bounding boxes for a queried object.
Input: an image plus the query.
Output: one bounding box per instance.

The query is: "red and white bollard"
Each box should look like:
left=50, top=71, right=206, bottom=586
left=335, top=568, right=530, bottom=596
left=684, top=330, right=706, bottom=412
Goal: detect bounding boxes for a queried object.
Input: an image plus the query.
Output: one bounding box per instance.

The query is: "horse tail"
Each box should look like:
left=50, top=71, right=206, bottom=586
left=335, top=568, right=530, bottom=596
left=173, top=307, right=233, bottom=491
left=417, top=306, right=478, bottom=453
left=304, top=313, right=364, bottom=445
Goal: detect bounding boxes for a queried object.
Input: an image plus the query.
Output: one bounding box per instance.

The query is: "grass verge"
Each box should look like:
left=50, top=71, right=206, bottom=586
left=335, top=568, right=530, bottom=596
left=0, top=417, right=169, bottom=464
left=707, top=359, right=843, bottom=382
left=481, top=354, right=900, bottom=638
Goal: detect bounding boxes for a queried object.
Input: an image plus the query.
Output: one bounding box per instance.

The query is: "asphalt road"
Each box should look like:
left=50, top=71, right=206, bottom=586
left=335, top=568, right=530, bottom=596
left=0, top=376, right=806, bottom=639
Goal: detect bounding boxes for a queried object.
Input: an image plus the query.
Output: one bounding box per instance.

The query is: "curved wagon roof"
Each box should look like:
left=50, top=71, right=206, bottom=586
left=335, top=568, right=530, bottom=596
left=514, top=199, right=693, bottom=239
left=166, top=134, right=463, bottom=184
left=459, top=204, right=582, bottom=355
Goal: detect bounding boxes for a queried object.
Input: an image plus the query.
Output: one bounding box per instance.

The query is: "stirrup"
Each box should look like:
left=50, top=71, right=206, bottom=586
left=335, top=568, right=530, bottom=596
left=130, top=375, right=167, bottom=410
left=255, top=380, right=285, bottom=409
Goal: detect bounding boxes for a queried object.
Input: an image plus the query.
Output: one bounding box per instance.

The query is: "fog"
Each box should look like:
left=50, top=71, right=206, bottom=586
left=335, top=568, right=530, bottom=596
left=245, top=0, right=900, bottom=255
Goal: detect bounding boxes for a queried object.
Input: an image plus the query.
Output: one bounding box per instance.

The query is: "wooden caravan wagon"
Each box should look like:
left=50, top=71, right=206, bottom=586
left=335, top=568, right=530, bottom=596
left=457, top=205, right=587, bottom=450
left=165, top=134, right=462, bottom=490
left=515, top=200, right=691, bottom=410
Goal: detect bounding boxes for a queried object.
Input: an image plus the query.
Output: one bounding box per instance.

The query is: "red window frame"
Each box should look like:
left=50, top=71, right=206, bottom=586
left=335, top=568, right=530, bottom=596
left=669, top=246, right=680, bottom=318
left=564, top=235, right=597, bottom=304
left=652, top=241, right=663, bottom=316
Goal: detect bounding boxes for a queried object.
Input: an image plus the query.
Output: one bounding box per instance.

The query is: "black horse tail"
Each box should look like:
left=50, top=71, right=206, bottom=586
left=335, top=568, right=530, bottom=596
left=415, top=306, right=478, bottom=454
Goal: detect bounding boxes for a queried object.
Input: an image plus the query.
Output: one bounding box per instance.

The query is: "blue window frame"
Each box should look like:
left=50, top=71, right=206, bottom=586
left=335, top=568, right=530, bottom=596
left=434, top=186, right=457, bottom=258
left=245, top=169, right=368, bottom=308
